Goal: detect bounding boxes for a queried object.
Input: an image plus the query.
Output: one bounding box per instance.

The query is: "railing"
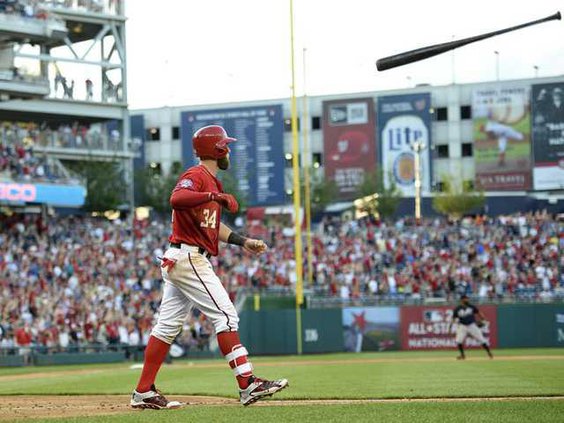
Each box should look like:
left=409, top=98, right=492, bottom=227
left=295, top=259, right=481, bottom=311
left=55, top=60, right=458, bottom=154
left=0, top=342, right=217, bottom=366
left=40, top=0, right=124, bottom=17
left=307, top=292, right=564, bottom=309
left=0, top=69, right=49, bottom=85
left=33, top=131, right=124, bottom=151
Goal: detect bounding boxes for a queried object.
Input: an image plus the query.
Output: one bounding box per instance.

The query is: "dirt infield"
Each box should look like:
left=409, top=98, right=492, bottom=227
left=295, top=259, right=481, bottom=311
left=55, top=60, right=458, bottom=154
left=0, top=395, right=563, bottom=421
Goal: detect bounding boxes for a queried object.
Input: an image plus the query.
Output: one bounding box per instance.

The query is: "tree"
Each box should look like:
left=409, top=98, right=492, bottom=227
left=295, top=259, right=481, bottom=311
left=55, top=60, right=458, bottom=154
left=66, top=159, right=126, bottom=212
left=356, top=169, right=402, bottom=219
left=218, top=170, right=247, bottom=214
left=135, top=168, right=178, bottom=214
left=432, top=178, right=485, bottom=219
left=308, top=175, right=339, bottom=215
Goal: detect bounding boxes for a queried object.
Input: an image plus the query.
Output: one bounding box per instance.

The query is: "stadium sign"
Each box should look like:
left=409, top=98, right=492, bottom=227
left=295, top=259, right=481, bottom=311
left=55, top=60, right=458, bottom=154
left=400, top=305, right=498, bottom=350
left=0, top=182, right=85, bottom=207
left=377, top=93, right=432, bottom=196
left=322, top=98, right=377, bottom=199
left=180, top=105, right=285, bottom=207
left=531, top=82, right=564, bottom=190
left=472, top=85, right=532, bottom=191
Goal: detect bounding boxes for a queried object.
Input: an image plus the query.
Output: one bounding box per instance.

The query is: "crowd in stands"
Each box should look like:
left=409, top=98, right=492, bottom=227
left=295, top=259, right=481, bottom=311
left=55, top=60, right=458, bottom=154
left=0, top=212, right=562, bottom=352
left=0, top=138, right=60, bottom=182
left=310, top=213, right=563, bottom=301
left=1, top=121, right=121, bottom=159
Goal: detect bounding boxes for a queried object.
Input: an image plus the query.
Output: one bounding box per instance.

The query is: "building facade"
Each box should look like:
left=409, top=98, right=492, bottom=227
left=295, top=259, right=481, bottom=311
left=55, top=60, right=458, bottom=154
left=134, top=75, right=564, bottom=214
left=0, top=1, right=133, bottom=210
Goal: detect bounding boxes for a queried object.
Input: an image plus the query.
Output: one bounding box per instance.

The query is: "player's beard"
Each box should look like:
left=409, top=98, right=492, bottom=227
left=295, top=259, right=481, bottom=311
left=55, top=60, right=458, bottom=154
left=218, top=156, right=230, bottom=170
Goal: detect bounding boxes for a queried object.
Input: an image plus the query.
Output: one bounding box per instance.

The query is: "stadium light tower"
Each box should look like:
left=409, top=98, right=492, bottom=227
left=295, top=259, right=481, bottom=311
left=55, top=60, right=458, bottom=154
left=411, top=140, right=426, bottom=222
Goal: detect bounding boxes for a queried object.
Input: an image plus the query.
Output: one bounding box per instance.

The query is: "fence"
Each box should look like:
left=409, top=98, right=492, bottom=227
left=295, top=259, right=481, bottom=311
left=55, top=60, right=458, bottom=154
left=2, top=303, right=562, bottom=367
left=238, top=303, right=564, bottom=355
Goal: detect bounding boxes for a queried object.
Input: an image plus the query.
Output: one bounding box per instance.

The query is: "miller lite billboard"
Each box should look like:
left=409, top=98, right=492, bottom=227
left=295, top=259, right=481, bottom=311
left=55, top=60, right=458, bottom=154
left=322, top=98, right=377, bottom=199
left=377, top=93, right=432, bottom=196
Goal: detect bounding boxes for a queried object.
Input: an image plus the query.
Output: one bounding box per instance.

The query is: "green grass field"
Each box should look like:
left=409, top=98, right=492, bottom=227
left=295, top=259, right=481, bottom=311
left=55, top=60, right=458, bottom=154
left=0, top=348, right=563, bottom=422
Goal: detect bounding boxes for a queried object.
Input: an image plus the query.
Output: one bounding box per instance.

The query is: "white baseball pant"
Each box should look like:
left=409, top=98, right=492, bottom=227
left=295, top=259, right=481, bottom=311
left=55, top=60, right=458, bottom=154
left=151, top=245, right=239, bottom=345
left=455, top=323, right=487, bottom=344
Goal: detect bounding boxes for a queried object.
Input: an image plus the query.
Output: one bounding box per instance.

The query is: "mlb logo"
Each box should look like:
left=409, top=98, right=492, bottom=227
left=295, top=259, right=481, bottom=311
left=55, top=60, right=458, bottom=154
left=423, top=310, right=444, bottom=323
left=179, top=179, right=194, bottom=189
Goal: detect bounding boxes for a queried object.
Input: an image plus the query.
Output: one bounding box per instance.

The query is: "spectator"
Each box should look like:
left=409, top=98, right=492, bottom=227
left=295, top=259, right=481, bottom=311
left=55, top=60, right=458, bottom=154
left=85, top=78, right=93, bottom=100
left=0, top=212, right=561, bottom=353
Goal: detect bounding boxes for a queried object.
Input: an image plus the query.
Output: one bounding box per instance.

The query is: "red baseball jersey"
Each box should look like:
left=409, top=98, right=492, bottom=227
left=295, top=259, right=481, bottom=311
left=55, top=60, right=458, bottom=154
left=169, top=165, right=223, bottom=256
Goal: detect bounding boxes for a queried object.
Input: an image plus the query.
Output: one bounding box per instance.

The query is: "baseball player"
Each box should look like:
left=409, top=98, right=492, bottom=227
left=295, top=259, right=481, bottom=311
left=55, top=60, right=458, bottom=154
left=480, top=120, right=524, bottom=167
left=451, top=295, right=493, bottom=360
left=130, top=125, right=288, bottom=409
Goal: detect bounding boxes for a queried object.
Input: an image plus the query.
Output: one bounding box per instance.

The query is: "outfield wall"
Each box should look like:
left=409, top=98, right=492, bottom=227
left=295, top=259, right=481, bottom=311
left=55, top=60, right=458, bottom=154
left=239, top=303, right=564, bottom=355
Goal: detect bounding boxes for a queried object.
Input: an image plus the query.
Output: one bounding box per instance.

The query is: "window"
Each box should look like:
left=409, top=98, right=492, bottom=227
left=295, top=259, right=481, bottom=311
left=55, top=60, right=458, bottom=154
left=284, top=118, right=300, bottom=132
left=436, top=144, right=449, bottom=158
left=284, top=152, right=293, bottom=168
left=436, top=107, right=448, bottom=121
left=434, top=182, right=445, bottom=192
left=172, top=126, right=180, bottom=139
left=148, top=162, right=161, bottom=176
left=311, top=116, right=321, bottom=130
left=461, top=143, right=473, bottom=157
left=171, top=161, right=182, bottom=174
left=312, top=152, right=322, bottom=168
left=146, top=127, right=160, bottom=141
left=460, top=105, right=472, bottom=120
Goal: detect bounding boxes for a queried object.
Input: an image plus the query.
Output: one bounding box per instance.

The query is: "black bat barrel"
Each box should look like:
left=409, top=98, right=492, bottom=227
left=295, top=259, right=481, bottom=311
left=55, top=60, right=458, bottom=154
left=376, top=11, right=561, bottom=71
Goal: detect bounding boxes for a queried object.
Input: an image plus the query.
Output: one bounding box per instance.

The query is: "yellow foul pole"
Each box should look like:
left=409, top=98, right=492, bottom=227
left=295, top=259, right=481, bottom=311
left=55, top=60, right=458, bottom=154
left=289, top=0, right=304, bottom=355
left=302, top=47, right=313, bottom=286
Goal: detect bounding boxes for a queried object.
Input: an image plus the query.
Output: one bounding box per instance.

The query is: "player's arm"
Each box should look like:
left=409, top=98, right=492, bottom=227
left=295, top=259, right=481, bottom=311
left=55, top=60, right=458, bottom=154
left=170, top=189, right=213, bottom=209
left=473, top=305, right=487, bottom=326
left=449, top=308, right=459, bottom=333
left=220, top=222, right=268, bottom=255
left=170, top=177, right=238, bottom=212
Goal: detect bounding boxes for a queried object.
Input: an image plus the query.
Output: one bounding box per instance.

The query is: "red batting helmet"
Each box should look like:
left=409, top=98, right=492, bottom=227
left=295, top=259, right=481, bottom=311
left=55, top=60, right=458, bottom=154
left=192, top=125, right=236, bottom=160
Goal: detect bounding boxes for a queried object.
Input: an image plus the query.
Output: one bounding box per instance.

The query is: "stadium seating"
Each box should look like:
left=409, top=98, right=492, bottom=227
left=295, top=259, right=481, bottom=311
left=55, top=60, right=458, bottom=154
left=0, top=212, right=562, bottom=351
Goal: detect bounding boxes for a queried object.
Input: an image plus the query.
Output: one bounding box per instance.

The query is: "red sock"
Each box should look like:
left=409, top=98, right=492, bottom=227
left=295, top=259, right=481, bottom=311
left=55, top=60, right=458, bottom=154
left=136, top=335, right=171, bottom=393
left=217, top=331, right=253, bottom=389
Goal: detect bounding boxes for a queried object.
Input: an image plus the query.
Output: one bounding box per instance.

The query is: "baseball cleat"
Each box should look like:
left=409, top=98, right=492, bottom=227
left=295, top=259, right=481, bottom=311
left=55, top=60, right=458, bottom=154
left=456, top=355, right=466, bottom=360
left=239, top=376, right=289, bottom=406
left=130, top=384, right=183, bottom=410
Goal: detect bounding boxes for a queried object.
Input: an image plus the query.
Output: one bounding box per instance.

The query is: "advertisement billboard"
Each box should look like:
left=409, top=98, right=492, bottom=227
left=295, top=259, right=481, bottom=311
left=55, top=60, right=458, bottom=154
left=531, top=82, right=564, bottom=190
left=322, top=98, right=377, bottom=198
left=473, top=86, right=532, bottom=190
left=400, top=305, right=497, bottom=350
left=377, top=93, right=431, bottom=196
left=343, top=307, right=400, bottom=352
left=180, top=105, right=285, bottom=206
left=0, top=182, right=86, bottom=207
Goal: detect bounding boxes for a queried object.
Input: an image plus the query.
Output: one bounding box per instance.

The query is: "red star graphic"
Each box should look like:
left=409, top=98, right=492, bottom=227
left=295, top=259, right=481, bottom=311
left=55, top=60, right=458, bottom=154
left=353, top=312, right=367, bottom=332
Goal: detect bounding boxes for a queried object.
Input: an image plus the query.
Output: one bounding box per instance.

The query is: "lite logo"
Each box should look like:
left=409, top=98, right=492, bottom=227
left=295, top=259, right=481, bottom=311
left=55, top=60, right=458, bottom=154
left=0, top=183, right=37, bottom=202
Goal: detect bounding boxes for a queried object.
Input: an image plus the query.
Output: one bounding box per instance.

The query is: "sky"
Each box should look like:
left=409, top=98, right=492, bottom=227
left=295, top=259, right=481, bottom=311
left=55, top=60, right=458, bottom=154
left=125, top=0, right=564, bottom=110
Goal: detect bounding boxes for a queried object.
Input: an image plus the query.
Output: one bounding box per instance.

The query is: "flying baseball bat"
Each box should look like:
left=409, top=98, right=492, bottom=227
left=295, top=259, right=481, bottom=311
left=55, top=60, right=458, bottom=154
left=376, top=11, right=561, bottom=71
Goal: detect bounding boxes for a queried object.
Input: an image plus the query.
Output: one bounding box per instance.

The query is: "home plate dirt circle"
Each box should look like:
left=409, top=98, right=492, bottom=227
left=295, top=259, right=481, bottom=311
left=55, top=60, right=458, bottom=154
left=0, top=395, right=563, bottom=421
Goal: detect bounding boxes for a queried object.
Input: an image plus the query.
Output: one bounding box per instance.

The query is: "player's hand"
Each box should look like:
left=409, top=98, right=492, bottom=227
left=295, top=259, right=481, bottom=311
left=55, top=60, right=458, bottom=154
left=243, top=238, right=268, bottom=255
left=210, top=192, right=238, bottom=213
